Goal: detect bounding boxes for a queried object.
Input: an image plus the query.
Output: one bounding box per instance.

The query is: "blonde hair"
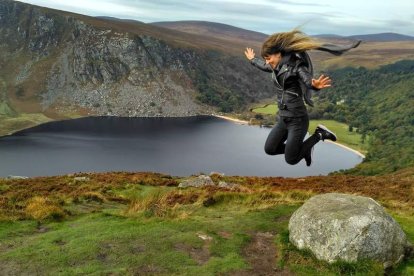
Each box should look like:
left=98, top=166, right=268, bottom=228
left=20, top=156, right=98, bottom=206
left=261, top=29, right=322, bottom=58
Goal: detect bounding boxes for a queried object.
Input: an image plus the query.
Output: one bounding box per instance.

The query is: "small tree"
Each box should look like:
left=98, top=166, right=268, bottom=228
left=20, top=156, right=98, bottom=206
left=255, top=113, right=264, bottom=120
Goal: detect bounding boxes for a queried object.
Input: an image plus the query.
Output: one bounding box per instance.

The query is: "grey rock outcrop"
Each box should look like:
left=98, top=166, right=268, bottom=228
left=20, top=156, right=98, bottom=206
left=6, top=175, right=29, bottom=180
left=178, top=175, right=215, bottom=188
left=289, top=193, right=412, bottom=268
left=218, top=181, right=240, bottom=189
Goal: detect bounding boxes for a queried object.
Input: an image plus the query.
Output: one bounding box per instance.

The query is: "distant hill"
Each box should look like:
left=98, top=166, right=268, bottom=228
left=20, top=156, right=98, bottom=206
left=348, top=32, right=414, bottom=42
left=0, top=0, right=277, bottom=136
left=151, top=20, right=268, bottom=43
left=1, top=0, right=414, bottom=138
left=314, top=32, right=414, bottom=42
left=95, top=16, right=145, bottom=24
left=312, top=34, right=345, bottom=39
left=150, top=21, right=414, bottom=69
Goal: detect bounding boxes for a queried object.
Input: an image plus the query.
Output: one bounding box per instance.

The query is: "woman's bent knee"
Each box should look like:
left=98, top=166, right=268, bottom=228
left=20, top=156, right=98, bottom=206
left=285, top=156, right=300, bottom=165
left=264, top=144, right=279, bottom=155
left=264, top=147, right=277, bottom=155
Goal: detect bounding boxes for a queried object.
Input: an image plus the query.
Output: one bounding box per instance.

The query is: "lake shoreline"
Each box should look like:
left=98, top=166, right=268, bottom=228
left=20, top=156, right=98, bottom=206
left=1, top=114, right=362, bottom=178
left=212, top=113, right=366, bottom=159
left=1, top=113, right=366, bottom=160
left=211, top=113, right=249, bottom=125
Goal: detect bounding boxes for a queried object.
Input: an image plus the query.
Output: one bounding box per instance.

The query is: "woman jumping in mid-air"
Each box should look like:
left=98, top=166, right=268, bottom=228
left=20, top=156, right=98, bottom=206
left=245, top=29, right=360, bottom=166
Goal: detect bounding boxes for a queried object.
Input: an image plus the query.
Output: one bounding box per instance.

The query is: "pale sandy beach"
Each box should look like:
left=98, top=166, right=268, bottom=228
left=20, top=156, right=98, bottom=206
left=212, top=114, right=249, bottom=124
left=212, top=113, right=366, bottom=159
left=325, top=140, right=366, bottom=158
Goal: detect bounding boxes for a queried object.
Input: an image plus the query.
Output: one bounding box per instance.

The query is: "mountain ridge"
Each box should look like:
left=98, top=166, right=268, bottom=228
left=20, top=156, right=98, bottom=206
left=0, top=0, right=275, bottom=134
left=1, top=0, right=414, bottom=144
left=313, top=32, right=414, bottom=41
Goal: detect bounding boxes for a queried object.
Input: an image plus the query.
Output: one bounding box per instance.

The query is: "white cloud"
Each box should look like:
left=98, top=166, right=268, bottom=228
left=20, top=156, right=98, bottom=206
left=16, top=0, right=414, bottom=36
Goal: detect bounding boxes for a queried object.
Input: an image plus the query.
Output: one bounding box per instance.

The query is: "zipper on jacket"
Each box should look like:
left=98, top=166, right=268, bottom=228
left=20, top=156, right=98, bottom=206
left=271, top=71, right=282, bottom=88
left=285, top=90, right=299, bottom=97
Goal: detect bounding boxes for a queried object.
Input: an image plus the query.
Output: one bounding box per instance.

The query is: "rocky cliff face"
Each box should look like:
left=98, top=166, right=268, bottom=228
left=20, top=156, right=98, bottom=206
left=0, top=0, right=272, bottom=120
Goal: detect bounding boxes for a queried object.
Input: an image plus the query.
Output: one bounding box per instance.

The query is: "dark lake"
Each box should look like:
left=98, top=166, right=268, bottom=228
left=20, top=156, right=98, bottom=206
left=0, top=116, right=363, bottom=177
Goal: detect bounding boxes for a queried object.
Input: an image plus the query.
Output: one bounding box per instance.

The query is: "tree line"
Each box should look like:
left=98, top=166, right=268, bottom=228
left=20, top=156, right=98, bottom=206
left=311, top=60, right=414, bottom=174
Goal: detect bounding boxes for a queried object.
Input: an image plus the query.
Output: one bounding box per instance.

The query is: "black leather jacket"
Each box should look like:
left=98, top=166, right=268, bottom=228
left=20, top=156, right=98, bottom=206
left=249, top=53, right=317, bottom=117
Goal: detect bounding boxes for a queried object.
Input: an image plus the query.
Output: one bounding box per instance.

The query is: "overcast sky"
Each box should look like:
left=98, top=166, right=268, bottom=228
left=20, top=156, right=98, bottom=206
left=17, top=0, right=414, bottom=36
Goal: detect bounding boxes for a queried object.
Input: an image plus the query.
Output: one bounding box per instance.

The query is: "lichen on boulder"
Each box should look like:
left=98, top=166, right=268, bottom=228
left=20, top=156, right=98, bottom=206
left=288, top=193, right=412, bottom=268
left=178, top=175, right=215, bottom=188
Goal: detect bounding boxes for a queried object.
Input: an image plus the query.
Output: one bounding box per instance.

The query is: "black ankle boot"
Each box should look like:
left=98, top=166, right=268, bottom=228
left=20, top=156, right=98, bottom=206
left=304, top=152, right=312, bottom=167
left=315, top=124, right=337, bottom=141
left=304, top=147, right=313, bottom=167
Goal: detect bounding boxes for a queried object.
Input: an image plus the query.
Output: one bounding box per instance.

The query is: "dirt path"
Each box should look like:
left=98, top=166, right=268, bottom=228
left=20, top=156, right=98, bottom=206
left=227, top=231, right=292, bottom=276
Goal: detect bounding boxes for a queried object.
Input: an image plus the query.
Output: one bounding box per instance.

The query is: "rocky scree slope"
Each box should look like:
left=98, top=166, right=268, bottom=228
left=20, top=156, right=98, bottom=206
left=0, top=0, right=272, bottom=120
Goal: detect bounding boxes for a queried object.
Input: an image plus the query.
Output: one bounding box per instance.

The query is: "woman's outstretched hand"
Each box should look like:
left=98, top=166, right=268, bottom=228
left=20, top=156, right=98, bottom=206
left=312, top=75, right=332, bottom=89
left=244, top=47, right=255, bottom=60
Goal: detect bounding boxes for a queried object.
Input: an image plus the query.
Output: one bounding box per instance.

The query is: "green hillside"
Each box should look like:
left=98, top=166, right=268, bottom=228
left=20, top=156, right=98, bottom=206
left=246, top=59, right=414, bottom=174
left=310, top=59, right=414, bottom=174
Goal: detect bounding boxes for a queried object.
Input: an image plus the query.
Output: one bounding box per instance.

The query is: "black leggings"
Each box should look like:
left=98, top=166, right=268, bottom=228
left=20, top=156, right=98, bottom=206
left=264, top=114, right=320, bottom=165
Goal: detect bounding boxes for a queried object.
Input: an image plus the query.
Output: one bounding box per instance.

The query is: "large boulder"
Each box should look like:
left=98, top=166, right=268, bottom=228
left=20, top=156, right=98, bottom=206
left=289, top=193, right=412, bottom=268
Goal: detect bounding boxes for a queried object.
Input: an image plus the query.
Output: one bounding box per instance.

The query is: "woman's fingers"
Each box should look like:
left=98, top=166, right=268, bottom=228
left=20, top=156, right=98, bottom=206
left=244, top=47, right=255, bottom=59
left=312, top=75, right=332, bottom=89
left=322, top=78, right=331, bottom=84
left=318, top=74, right=330, bottom=81
left=317, top=75, right=331, bottom=85
left=322, top=77, right=331, bottom=83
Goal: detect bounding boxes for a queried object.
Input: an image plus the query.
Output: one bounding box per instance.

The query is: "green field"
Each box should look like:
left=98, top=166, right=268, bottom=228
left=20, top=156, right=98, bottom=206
left=309, top=120, right=368, bottom=154
left=0, top=113, right=54, bottom=136
left=0, top=112, right=86, bottom=137
left=0, top=102, right=16, bottom=117
left=251, top=104, right=279, bottom=115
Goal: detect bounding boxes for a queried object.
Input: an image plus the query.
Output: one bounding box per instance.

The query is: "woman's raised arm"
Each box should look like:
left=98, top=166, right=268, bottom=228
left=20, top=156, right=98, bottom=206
left=244, top=47, right=272, bottom=72
left=297, top=64, right=331, bottom=90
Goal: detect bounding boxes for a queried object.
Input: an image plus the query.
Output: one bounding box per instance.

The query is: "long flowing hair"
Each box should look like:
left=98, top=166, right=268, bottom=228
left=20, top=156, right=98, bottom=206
left=261, top=29, right=322, bottom=58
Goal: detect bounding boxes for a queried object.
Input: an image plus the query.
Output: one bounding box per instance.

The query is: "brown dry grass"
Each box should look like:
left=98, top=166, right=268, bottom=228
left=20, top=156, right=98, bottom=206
left=0, top=171, right=177, bottom=220
left=25, top=196, right=66, bottom=221
left=127, top=190, right=177, bottom=217
left=1, top=167, right=413, bottom=221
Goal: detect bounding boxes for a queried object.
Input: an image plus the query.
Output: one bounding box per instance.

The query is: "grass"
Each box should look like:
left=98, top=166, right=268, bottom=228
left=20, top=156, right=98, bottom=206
left=391, top=212, right=414, bottom=276
left=276, top=230, right=384, bottom=276
left=0, top=169, right=413, bottom=274
left=0, top=113, right=54, bottom=137
left=309, top=119, right=368, bottom=154
left=0, top=204, right=292, bottom=275
left=251, top=103, right=278, bottom=115
left=0, top=201, right=393, bottom=275
left=0, top=101, right=16, bottom=117
left=25, top=196, right=67, bottom=221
